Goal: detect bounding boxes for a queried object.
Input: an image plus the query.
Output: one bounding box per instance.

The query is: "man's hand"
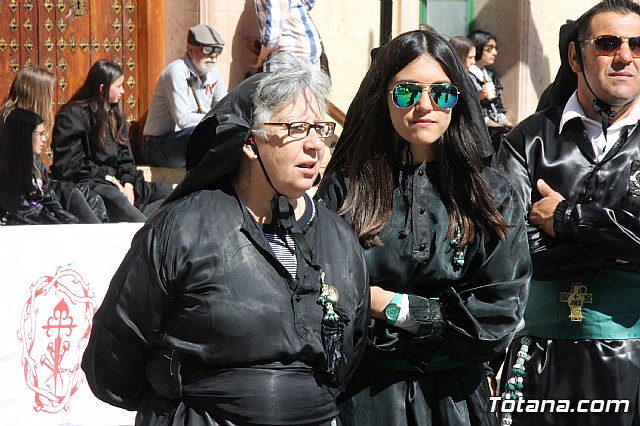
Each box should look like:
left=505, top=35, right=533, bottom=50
left=529, top=179, right=565, bottom=237
left=249, top=44, right=270, bottom=69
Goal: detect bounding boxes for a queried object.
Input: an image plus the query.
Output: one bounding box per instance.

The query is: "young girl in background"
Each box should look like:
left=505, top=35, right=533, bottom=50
left=51, top=60, right=170, bottom=222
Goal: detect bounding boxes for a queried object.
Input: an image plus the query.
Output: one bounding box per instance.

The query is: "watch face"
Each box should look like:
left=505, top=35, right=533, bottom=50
left=385, top=303, right=400, bottom=323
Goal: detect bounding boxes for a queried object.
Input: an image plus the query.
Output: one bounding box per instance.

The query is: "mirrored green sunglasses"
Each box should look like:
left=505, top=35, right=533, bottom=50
left=390, top=82, right=459, bottom=110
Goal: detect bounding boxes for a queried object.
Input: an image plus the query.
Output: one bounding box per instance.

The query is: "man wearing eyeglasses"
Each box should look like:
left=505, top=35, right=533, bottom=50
left=496, top=1, right=640, bottom=424
left=143, top=24, right=228, bottom=168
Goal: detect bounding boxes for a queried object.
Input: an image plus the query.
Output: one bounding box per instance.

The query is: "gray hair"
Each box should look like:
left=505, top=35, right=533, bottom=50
left=251, top=55, right=331, bottom=137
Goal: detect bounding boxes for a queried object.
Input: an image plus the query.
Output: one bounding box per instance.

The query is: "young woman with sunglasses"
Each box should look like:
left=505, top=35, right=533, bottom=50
left=0, top=108, right=79, bottom=224
left=468, top=30, right=514, bottom=151
left=316, top=30, right=531, bottom=426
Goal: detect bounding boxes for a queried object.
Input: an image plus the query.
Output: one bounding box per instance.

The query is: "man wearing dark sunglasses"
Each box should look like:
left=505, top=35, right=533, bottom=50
left=143, top=24, right=228, bottom=168
left=497, top=1, right=640, bottom=425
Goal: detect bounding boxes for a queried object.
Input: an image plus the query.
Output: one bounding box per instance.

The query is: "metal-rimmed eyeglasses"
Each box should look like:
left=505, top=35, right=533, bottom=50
left=483, top=44, right=499, bottom=53
left=33, top=130, right=48, bottom=139
left=262, top=121, right=336, bottom=138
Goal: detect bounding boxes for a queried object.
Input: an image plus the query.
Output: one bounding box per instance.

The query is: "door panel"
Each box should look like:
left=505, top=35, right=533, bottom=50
left=0, top=0, right=149, bottom=166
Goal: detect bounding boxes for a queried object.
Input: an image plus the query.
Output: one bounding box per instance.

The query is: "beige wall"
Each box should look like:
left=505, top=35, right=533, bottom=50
left=164, top=1, right=199, bottom=65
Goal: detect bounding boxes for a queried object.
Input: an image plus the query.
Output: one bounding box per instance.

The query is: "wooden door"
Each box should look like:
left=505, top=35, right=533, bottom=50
left=0, top=0, right=163, bottom=166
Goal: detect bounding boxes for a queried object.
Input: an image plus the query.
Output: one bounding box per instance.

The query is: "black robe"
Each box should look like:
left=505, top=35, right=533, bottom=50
left=81, top=183, right=370, bottom=425
left=316, top=164, right=531, bottom=426
left=496, top=105, right=640, bottom=425
left=50, top=104, right=169, bottom=220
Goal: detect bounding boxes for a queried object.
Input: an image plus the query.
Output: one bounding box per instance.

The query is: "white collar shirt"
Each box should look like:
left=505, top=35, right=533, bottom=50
left=559, top=92, right=640, bottom=161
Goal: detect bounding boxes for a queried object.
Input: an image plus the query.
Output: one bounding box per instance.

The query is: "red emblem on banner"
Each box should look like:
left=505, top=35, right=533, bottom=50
left=17, top=267, right=96, bottom=413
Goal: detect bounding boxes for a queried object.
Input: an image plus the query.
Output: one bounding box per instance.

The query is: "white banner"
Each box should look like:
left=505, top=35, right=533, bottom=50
left=1, top=223, right=143, bottom=426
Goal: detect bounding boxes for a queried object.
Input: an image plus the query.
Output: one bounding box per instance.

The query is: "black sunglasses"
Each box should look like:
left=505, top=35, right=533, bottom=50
left=581, top=35, right=640, bottom=58
left=200, top=44, right=223, bottom=55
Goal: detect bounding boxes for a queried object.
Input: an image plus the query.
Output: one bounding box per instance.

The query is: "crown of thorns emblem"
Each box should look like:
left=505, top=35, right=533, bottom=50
left=17, top=267, right=96, bottom=413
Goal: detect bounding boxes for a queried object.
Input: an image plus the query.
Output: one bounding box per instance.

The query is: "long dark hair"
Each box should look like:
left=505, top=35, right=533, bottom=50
left=468, top=30, right=497, bottom=61
left=0, top=108, right=43, bottom=197
left=62, top=60, right=126, bottom=151
left=325, top=30, right=506, bottom=248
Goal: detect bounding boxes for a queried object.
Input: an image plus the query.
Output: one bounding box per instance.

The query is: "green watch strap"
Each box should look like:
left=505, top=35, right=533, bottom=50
left=385, top=292, right=403, bottom=325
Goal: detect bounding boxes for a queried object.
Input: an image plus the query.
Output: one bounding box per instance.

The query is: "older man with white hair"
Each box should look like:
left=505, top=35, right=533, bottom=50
left=143, top=24, right=228, bottom=168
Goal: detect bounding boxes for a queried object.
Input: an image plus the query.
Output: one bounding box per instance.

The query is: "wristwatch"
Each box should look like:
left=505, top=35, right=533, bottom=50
left=384, top=293, right=403, bottom=325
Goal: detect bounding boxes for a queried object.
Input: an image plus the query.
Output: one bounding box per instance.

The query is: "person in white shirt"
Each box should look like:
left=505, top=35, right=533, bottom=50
left=252, top=0, right=323, bottom=72
left=143, top=24, right=227, bottom=168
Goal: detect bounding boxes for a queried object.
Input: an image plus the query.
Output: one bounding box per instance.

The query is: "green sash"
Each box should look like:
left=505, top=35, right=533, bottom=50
left=521, top=269, right=640, bottom=339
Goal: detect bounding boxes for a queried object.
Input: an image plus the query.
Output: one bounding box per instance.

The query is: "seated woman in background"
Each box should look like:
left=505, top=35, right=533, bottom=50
left=1, top=65, right=106, bottom=223
left=51, top=60, right=171, bottom=222
left=449, top=35, right=476, bottom=70
left=0, top=108, right=78, bottom=225
left=468, top=29, right=514, bottom=150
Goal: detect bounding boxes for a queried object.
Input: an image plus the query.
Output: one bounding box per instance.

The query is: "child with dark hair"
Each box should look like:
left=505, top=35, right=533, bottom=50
left=468, top=29, right=514, bottom=150
left=1, top=65, right=107, bottom=223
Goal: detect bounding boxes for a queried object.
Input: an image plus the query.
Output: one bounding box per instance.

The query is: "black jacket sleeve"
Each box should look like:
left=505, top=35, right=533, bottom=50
left=317, top=170, right=531, bottom=364
left=115, top=124, right=137, bottom=185
left=81, top=219, right=174, bottom=409
left=51, top=108, right=99, bottom=184
left=497, top=108, right=640, bottom=279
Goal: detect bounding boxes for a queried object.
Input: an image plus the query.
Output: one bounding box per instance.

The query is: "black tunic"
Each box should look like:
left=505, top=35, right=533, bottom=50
left=496, top=105, right=640, bottom=426
left=316, top=164, right=531, bottom=426
left=81, top=183, right=370, bottom=425
left=50, top=105, right=169, bottom=221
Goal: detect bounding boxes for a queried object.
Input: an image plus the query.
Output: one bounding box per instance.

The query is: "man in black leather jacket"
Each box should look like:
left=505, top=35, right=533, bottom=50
left=496, top=1, right=640, bottom=425
left=81, top=58, right=369, bottom=425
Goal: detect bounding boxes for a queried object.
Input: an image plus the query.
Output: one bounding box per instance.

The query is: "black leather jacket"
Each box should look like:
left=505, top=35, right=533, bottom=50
left=497, top=105, right=640, bottom=280
left=82, top=183, right=369, bottom=423
left=318, top=165, right=531, bottom=368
